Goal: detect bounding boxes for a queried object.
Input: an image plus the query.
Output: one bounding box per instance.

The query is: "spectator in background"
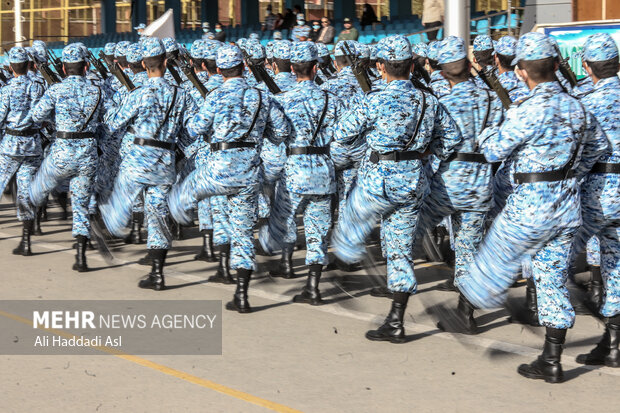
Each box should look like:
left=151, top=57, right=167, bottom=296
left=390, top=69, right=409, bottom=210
left=214, top=22, right=226, bottom=42
left=274, top=13, right=285, bottom=30
left=317, top=17, right=335, bottom=44
left=310, top=20, right=321, bottom=42
left=291, top=13, right=311, bottom=42
left=283, top=8, right=295, bottom=30
left=337, top=17, right=359, bottom=41
left=263, top=5, right=277, bottom=31
left=360, top=3, right=378, bottom=29
left=422, top=0, right=444, bottom=41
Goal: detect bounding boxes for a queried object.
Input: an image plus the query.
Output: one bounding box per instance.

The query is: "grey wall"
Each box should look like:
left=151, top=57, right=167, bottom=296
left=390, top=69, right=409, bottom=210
left=522, top=0, right=573, bottom=32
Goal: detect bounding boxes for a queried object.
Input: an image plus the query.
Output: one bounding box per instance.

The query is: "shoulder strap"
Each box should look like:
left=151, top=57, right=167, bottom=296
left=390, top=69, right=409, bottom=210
left=309, top=90, right=329, bottom=146
left=241, top=87, right=262, bottom=140
left=153, top=85, right=178, bottom=139
left=79, top=86, right=102, bottom=132
left=404, top=90, right=426, bottom=151
left=564, top=101, right=588, bottom=176
left=473, top=89, right=492, bottom=152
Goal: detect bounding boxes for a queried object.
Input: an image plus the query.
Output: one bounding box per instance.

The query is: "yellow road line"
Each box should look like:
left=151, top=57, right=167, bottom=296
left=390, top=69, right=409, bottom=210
left=0, top=310, right=303, bottom=413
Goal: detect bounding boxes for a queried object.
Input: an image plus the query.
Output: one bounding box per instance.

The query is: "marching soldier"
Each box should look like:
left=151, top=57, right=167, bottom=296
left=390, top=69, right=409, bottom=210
left=426, top=41, right=450, bottom=98
left=29, top=44, right=105, bottom=271
left=168, top=44, right=289, bottom=312
left=100, top=37, right=198, bottom=290
left=331, top=35, right=461, bottom=342
left=572, top=33, right=620, bottom=368
left=259, top=41, right=343, bottom=304
left=457, top=32, right=608, bottom=382
left=0, top=47, right=45, bottom=256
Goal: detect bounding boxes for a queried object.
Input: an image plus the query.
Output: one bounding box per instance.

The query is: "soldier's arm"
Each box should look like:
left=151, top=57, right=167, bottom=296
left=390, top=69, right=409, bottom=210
left=332, top=95, right=370, bottom=145
left=105, top=89, right=140, bottom=133
left=187, top=92, right=216, bottom=137
left=30, top=87, right=55, bottom=124
left=575, top=112, right=610, bottom=179
left=0, top=87, right=10, bottom=125
left=264, top=95, right=290, bottom=145
left=429, top=100, right=462, bottom=160
left=477, top=105, right=540, bottom=162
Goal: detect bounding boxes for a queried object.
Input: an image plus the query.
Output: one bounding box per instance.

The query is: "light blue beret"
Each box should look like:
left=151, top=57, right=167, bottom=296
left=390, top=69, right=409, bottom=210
left=9, top=47, right=29, bottom=64
left=163, top=37, right=178, bottom=53
left=316, top=42, right=330, bottom=58
left=512, top=32, right=557, bottom=65
left=438, top=36, right=467, bottom=65
left=249, top=33, right=260, bottom=40
left=378, top=35, right=412, bottom=61
left=427, top=41, right=440, bottom=61
left=141, top=37, right=166, bottom=58
left=246, top=39, right=266, bottom=59
left=217, top=44, right=243, bottom=69
left=115, top=41, right=131, bottom=58
left=291, top=41, right=318, bottom=63
left=473, top=35, right=493, bottom=52
left=583, top=33, right=619, bottom=62
left=62, top=43, right=85, bottom=63
left=126, top=43, right=143, bottom=64
left=334, top=40, right=357, bottom=57
left=104, top=42, right=116, bottom=56
left=356, top=42, right=370, bottom=59
left=412, top=42, right=428, bottom=59
left=273, top=31, right=283, bottom=40
left=494, top=35, right=517, bottom=56
left=190, top=39, right=208, bottom=59
left=272, top=40, right=292, bottom=60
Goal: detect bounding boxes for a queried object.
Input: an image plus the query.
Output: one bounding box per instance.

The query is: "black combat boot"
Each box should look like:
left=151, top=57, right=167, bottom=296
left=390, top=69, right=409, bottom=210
left=293, top=264, right=324, bottom=305
left=125, top=212, right=144, bottom=244
left=366, top=292, right=409, bottom=343
left=40, top=200, right=48, bottom=221
left=437, top=293, right=478, bottom=335
left=138, top=249, right=167, bottom=291
left=226, top=269, right=252, bottom=313
left=576, top=317, right=620, bottom=368
left=369, top=284, right=393, bottom=298
left=525, top=278, right=541, bottom=326
left=436, top=273, right=457, bottom=292
left=518, top=327, right=565, bottom=383
left=208, top=244, right=233, bottom=284
left=56, top=192, right=68, bottom=220
left=12, top=220, right=34, bottom=256
left=72, top=235, right=89, bottom=272
left=270, top=243, right=295, bottom=278
left=585, top=265, right=603, bottom=313
left=195, top=229, right=216, bottom=262
left=34, top=208, right=43, bottom=236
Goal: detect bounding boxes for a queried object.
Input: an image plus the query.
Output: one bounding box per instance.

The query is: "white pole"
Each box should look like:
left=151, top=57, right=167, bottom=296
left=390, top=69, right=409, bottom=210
left=444, top=0, right=470, bottom=46
left=15, top=0, right=23, bottom=46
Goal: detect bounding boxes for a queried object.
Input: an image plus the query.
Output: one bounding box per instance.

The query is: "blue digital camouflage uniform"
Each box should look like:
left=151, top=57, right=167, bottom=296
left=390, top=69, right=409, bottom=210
left=291, top=14, right=311, bottom=42
left=0, top=48, right=45, bottom=221
left=458, top=33, right=609, bottom=329
left=168, top=45, right=290, bottom=271
left=490, top=36, right=531, bottom=221
left=332, top=36, right=462, bottom=293
left=321, top=40, right=367, bottom=223
left=100, top=38, right=198, bottom=250
left=29, top=44, right=105, bottom=239
left=259, top=42, right=343, bottom=266
left=571, top=33, right=620, bottom=318
left=427, top=41, right=451, bottom=98
left=472, top=35, right=496, bottom=90
left=416, top=36, right=504, bottom=287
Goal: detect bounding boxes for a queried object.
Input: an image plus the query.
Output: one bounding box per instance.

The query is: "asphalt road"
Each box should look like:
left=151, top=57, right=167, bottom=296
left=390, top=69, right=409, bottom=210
left=1, top=200, right=618, bottom=413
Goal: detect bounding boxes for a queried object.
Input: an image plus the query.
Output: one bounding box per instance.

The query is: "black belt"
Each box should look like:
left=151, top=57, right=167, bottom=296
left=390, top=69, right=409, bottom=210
left=513, top=169, right=574, bottom=184
left=210, top=142, right=256, bottom=152
left=133, top=138, right=175, bottom=150
left=447, top=152, right=488, bottom=163
left=5, top=128, right=37, bottom=137
left=369, top=150, right=423, bottom=164
left=591, top=162, right=620, bottom=174
left=56, top=131, right=96, bottom=140
left=127, top=126, right=136, bottom=134
left=286, top=146, right=330, bottom=156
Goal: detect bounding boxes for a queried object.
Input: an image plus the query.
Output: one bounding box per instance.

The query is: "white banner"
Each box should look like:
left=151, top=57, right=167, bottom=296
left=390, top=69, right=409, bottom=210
left=142, top=8, right=175, bottom=40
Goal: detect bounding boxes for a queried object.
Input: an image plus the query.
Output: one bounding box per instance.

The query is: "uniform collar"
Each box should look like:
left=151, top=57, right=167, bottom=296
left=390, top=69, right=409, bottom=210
left=430, top=70, right=445, bottom=81
left=147, top=76, right=169, bottom=85
left=275, top=71, right=295, bottom=81
left=595, top=76, right=620, bottom=90
left=531, top=81, right=563, bottom=95
left=450, top=79, right=476, bottom=92
left=385, top=79, right=414, bottom=90
left=338, top=66, right=354, bottom=77
left=221, top=77, right=248, bottom=89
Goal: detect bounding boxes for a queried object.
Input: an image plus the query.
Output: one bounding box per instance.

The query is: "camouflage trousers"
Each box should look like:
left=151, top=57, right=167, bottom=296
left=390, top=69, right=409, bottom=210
left=259, top=181, right=332, bottom=266
left=459, top=182, right=581, bottom=329
left=572, top=174, right=620, bottom=318
left=0, top=154, right=41, bottom=221
left=168, top=166, right=258, bottom=271
left=30, top=151, right=96, bottom=239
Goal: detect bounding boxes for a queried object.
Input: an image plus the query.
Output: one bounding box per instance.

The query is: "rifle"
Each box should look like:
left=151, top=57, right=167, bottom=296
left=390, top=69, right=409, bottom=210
left=472, top=65, right=512, bottom=110
left=413, top=64, right=431, bottom=85
left=170, top=51, right=208, bottom=98
left=241, top=49, right=282, bottom=95
left=87, top=50, right=109, bottom=80
left=341, top=42, right=372, bottom=93
left=165, top=61, right=184, bottom=85
left=47, top=50, right=66, bottom=79
left=0, top=70, right=7, bottom=84
left=24, top=50, right=60, bottom=85
left=552, top=44, right=578, bottom=88
left=99, top=51, right=135, bottom=91
left=410, top=77, right=436, bottom=97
